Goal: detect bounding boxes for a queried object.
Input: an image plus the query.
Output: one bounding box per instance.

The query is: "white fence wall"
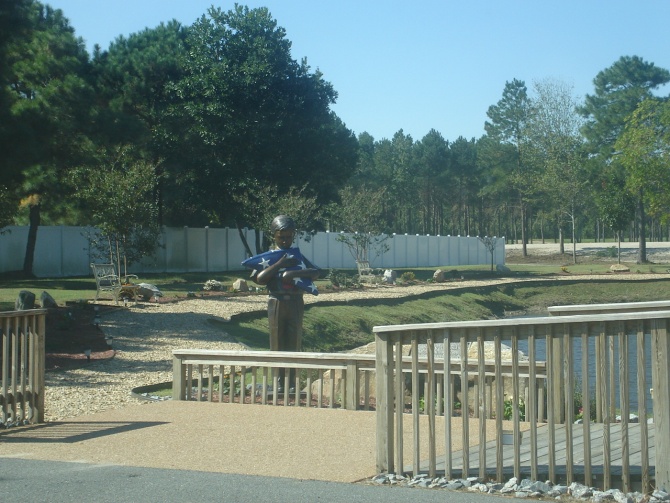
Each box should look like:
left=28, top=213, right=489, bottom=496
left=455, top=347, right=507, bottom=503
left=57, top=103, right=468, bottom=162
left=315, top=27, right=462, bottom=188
left=0, top=226, right=505, bottom=278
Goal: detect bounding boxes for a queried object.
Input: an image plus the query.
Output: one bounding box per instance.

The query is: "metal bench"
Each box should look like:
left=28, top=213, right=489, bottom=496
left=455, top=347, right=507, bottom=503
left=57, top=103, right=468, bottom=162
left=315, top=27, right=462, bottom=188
left=90, top=263, right=138, bottom=305
left=356, top=260, right=381, bottom=284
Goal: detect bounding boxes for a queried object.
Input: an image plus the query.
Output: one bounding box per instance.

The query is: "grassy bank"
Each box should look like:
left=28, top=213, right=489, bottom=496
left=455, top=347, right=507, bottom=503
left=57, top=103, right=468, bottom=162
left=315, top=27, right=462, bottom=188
left=227, top=277, right=670, bottom=352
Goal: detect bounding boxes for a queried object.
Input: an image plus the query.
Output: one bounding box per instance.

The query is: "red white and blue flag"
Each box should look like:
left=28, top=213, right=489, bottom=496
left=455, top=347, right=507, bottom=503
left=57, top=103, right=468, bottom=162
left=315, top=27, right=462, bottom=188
left=242, top=247, right=318, bottom=296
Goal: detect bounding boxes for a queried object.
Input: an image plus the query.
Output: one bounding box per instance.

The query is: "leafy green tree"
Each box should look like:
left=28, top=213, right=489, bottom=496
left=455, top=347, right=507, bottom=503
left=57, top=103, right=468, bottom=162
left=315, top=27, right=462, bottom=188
left=449, top=136, right=480, bottom=235
left=596, top=170, right=636, bottom=263
left=232, top=180, right=322, bottom=255
left=579, top=56, right=670, bottom=262
left=2, top=1, right=95, bottom=275
left=414, top=129, right=450, bottom=235
left=68, top=146, right=162, bottom=276
left=527, top=78, right=587, bottom=263
left=616, top=98, right=670, bottom=242
left=485, top=79, right=534, bottom=255
left=167, top=5, right=357, bottom=231
left=329, top=186, right=391, bottom=264
left=91, top=21, right=188, bottom=226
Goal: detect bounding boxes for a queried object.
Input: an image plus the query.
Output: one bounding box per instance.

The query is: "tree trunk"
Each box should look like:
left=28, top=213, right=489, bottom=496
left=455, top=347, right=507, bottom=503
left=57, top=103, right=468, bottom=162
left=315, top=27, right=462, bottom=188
left=236, top=222, right=253, bottom=258
left=571, top=214, right=577, bottom=265
left=637, top=189, right=647, bottom=264
left=521, top=203, right=528, bottom=257
left=22, top=203, right=40, bottom=277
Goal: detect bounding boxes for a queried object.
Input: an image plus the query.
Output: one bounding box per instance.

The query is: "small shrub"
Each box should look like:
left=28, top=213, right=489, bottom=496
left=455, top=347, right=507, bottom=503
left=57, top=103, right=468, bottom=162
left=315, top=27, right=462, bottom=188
left=595, top=246, right=617, bottom=258
left=400, top=271, right=416, bottom=283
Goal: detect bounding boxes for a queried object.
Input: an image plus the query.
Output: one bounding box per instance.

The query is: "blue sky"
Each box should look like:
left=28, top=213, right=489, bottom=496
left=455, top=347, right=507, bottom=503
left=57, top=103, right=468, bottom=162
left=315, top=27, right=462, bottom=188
left=47, top=0, right=670, bottom=143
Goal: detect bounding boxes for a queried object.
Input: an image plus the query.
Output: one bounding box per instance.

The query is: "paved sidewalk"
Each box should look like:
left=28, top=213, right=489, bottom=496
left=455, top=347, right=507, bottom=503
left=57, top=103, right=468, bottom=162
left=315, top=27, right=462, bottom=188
left=1, top=401, right=380, bottom=483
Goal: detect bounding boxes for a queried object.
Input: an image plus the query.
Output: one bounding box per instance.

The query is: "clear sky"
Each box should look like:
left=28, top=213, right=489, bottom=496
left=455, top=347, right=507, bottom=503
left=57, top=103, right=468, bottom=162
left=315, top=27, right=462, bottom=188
left=46, top=0, right=670, bottom=143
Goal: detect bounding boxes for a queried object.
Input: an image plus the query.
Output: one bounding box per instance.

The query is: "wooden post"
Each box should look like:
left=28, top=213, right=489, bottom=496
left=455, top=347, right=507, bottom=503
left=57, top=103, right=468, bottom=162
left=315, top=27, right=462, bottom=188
left=375, top=332, right=394, bottom=474
left=172, top=356, right=186, bottom=400
left=35, top=313, right=45, bottom=423
left=344, top=361, right=359, bottom=410
left=651, top=319, right=670, bottom=491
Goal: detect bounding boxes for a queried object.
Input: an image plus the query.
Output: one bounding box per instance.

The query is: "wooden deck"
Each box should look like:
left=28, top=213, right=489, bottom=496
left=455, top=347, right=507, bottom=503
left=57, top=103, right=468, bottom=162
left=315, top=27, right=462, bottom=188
left=428, top=422, right=655, bottom=490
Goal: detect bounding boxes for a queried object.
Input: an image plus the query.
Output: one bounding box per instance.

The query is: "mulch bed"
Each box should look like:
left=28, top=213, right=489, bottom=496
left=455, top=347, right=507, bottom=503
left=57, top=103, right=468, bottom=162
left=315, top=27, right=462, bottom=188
left=45, top=303, right=120, bottom=371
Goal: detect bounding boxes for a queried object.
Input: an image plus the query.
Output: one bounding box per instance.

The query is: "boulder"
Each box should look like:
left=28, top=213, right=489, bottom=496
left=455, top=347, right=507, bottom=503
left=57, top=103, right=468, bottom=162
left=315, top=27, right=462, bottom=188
left=15, top=290, right=36, bottom=310
left=137, top=283, right=163, bottom=301
left=433, top=269, right=445, bottom=282
left=233, top=278, right=249, bottom=292
left=610, top=264, right=630, bottom=273
left=40, top=291, right=58, bottom=308
left=382, top=269, right=397, bottom=284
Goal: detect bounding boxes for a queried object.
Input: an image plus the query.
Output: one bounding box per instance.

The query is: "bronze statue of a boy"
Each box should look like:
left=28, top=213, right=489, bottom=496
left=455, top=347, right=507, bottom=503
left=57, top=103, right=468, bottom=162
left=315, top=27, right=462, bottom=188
left=251, top=215, right=320, bottom=391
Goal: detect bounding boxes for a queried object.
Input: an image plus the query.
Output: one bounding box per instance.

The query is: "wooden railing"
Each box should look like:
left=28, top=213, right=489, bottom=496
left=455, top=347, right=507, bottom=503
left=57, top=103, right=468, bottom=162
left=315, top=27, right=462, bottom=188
left=172, top=349, right=544, bottom=413
left=1, top=309, right=46, bottom=426
left=373, top=310, right=670, bottom=493
left=172, top=350, right=376, bottom=409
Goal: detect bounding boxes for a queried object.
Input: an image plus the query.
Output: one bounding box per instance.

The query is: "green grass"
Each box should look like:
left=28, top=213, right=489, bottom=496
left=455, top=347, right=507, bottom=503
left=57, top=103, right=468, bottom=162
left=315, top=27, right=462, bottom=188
left=214, top=277, right=670, bottom=352
left=3, top=266, right=670, bottom=354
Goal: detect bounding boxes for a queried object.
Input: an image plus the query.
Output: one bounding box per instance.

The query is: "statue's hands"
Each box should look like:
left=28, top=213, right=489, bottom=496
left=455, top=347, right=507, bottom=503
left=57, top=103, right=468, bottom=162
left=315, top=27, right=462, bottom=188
left=278, top=254, right=299, bottom=269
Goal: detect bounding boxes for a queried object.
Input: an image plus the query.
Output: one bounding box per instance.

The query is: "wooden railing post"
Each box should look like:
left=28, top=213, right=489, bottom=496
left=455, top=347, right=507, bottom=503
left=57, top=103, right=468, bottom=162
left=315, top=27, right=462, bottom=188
left=35, top=314, right=45, bottom=423
left=344, top=360, right=359, bottom=410
left=651, top=319, right=670, bottom=491
left=172, top=356, right=186, bottom=400
left=375, top=332, right=394, bottom=474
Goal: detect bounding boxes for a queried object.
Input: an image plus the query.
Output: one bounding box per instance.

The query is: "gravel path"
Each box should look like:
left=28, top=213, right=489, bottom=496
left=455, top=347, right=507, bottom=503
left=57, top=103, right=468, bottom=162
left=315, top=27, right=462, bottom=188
left=44, top=270, right=670, bottom=422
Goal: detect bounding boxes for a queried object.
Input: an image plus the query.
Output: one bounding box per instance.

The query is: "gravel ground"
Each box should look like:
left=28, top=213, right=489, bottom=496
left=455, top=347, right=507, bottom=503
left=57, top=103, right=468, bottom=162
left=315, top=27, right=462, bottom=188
left=43, top=242, right=670, bottom=422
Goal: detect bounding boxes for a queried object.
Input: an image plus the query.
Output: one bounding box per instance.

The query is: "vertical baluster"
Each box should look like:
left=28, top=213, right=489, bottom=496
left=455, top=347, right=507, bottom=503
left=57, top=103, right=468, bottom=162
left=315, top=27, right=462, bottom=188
left=600, top=323, right=611, bottom=490
left=443, top=329, right=453, bottom=481
left=528, top=325, right=538, bottom=482
left=582, top=325, right=592, bottom=486
left=636, top=320, right=649, bottom=493
left=511, top=327, right=521, bottom=480
left=477, top=328, right=486, bottom=479
left=460, top=329, right=469, bottom=479
left=546, top=325, right=556, bottom=483
left=411, top=333, right=420, bottom=477
left=495, top=330, right=503, bottom=482
left=618, top=322, right=630, bottom=493
left=207, top=365, right=214, bottom=402
left=395, top=338, right=404, bottom=476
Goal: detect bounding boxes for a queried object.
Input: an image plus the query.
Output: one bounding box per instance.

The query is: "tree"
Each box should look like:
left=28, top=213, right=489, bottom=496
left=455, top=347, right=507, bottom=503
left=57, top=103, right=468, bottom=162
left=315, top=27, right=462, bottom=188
left=68, top=146, right=162, bottom=276
left=2, top=2, right=94, bottom=276
left=579, top=56, right=670, bottom=263
left=527, top=78, right=587, bottom=263
left=485, top=79, right=534, bottom=256
left=414, top=129, right=450, bottom=235
left=330, top=186, right=391, bottom=264
left=167, top=5, right=357, bottom=231
left=91, top=21, right=188, bottom=227
left=232, top=180, right=322, bottom=255
left=616, top=98, right=670, bottom=244
left=596, top=171, right=636, bottom=263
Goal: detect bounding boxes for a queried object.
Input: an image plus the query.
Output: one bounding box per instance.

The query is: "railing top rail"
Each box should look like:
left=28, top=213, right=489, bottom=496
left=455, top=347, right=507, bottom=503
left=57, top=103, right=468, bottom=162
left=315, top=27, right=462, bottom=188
left=548, top=299, right=670, bottom=315
left=0, top=309, right=48, bottom=319
left=372, top=309, right=670, bottom=333
left=173, top=349, right=377, bottom=362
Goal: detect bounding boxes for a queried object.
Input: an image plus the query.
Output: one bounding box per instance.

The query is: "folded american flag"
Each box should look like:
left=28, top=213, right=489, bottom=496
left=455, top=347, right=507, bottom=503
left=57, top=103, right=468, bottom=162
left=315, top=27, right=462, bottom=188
left=241, top=247, right=318, bottom=296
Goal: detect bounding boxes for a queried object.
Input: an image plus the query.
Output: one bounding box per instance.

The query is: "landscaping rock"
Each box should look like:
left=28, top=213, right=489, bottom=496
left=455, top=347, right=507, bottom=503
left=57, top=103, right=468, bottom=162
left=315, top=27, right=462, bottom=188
left=15, top=290, right=35, bottom=310
left=40, top=291, right=58, bottom=308
left=233, top=278, right=249, bottom=292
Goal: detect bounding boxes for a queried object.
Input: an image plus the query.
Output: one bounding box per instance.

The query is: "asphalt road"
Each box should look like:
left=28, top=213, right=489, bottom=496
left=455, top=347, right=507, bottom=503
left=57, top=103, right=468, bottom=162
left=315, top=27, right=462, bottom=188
left=2, top=458, right=523, bottom=503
